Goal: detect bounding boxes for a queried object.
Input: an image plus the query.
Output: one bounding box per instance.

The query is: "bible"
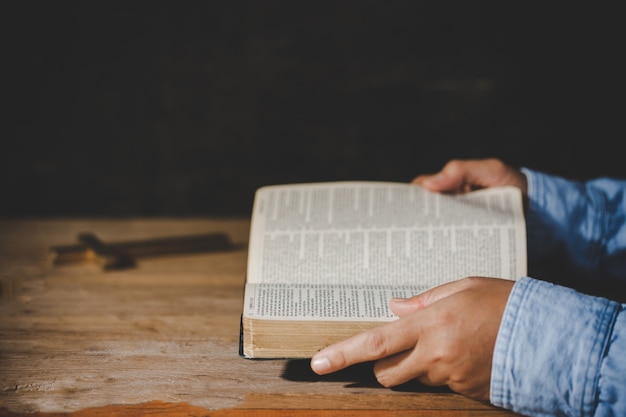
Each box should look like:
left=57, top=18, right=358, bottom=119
left=240, top=181, right=526, bottom=359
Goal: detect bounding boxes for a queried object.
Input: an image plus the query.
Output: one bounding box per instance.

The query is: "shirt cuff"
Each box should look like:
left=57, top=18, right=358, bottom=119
left=490, top=277, right=620, bottom=417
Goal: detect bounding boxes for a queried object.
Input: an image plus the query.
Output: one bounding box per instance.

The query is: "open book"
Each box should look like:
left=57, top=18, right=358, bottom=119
left=240, top=181, right=526, bottom=359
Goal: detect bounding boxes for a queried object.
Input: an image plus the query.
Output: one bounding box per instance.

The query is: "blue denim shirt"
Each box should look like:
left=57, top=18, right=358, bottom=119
left=490, top=168, right=626, bottom=416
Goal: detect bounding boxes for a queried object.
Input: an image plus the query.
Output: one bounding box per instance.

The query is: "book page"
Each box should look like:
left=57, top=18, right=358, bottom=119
left=247, top=181, right=526, bottom=288
left=243, top=283, right=430, bottom=321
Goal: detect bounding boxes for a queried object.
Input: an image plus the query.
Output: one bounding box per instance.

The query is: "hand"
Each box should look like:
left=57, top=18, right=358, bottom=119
left=310, top=277, right=515, bottom=401
left=412, top=158, right=528, bottom=197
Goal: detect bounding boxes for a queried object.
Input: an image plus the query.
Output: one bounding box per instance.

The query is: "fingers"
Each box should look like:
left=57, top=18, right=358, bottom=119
left=390, top=278, right=474, bottom=317
left=310, top=317, right=419, bottom=375
left=373, top=349, right=424, bottom=387
left=374, top=349, right=448, bottom=388
left=411, top=158, right=527, bottom=195
left=388, top=297, right=424, bottom=317
left=412, top=171, right=460, bottom=192
left=312, top=277, right=514, bottom=400
left=411, top=159, right=492, bottom=192
left=311, top=278, right=487, bottom=375
left=311, top=326, right=436, bottom=389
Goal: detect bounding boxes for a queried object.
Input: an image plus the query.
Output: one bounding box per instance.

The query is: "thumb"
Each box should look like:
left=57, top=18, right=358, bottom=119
left=412, top=172, right=459, bottom=192
left=390, top=278, right=474, bottom=317
left=389, top=296, right=424, bottom=317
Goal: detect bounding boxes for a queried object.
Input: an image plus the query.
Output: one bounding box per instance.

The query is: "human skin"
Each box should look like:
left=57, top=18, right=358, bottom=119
left=310, top=158, right=527, bottom=401
left=411, top=158, right=527, bottom=196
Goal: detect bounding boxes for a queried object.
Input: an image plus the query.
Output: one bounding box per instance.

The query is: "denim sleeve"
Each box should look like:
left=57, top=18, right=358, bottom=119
left=490, top=277, right=626, bottom=417
left=521, top=168, right=626, bottom=298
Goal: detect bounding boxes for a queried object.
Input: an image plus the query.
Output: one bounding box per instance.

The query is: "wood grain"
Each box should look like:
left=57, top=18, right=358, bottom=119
left=0, top=219, right=521, bottom=416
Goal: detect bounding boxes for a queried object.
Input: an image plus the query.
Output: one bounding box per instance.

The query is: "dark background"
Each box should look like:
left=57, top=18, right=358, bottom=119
left=3, top=1, right=625, bottom=218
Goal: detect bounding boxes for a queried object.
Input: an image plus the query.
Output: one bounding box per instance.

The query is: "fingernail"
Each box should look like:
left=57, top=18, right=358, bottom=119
left=311, top=356, right=331, bottom=373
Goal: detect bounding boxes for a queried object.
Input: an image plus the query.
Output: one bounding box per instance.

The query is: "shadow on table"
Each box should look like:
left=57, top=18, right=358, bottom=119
left=281, top=358, right=452, bottom=393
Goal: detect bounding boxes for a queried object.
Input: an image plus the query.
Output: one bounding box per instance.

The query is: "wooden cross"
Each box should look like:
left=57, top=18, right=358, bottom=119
left=49, top=232, right=241, bottom=270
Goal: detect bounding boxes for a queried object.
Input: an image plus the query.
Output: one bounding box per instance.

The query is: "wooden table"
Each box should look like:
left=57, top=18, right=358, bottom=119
left=0, top=219, right=521, bottom=416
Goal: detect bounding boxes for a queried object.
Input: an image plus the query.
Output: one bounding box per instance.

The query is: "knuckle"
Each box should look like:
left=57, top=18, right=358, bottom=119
left=462, top=276, right=481, bottom=287
left=364, top=331, right=392, bottom=358
left=444, top=159, right=463, bottom=174
left=429, top=344, right=455, bottom=366
left=375, top=372, right=395, bottom=388
left=488, top=158, right=506, bottom=170
left=333, top=351, right=349, bottom=369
